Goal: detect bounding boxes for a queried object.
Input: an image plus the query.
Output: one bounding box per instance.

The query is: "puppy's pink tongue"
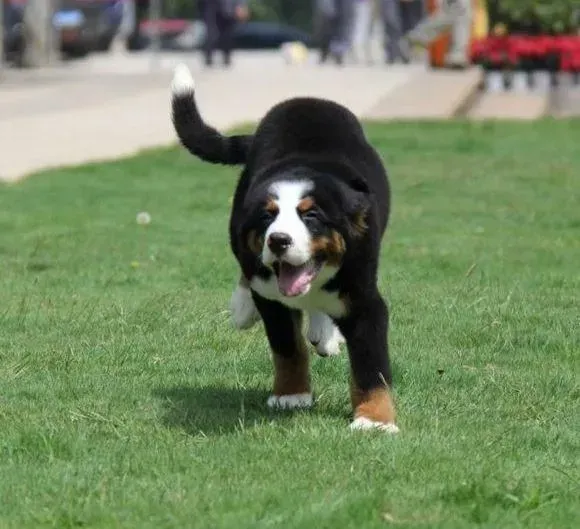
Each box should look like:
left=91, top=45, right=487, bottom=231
left=277, top=263, right=316, bottom=297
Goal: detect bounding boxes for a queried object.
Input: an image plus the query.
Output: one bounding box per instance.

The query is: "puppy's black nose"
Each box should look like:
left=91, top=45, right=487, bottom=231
left=267, top=232, right=292, bottom=255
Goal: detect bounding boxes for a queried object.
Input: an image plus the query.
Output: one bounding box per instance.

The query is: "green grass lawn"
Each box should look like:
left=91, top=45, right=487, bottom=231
left=1, top=120, right=579, bottom=529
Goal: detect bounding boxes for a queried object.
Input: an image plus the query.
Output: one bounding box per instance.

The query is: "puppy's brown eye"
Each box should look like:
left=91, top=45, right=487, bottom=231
left=260, top=211, right=274, bottom=223
left=301, top=209, right=319, bottom=222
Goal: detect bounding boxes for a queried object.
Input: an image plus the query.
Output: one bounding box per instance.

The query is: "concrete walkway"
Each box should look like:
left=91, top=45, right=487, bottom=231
left=551, top=82, right=580, bottom=118
left=0, top=50, right=480, bottom=182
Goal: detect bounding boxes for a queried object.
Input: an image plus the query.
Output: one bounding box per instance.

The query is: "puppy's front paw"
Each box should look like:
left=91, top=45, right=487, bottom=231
left=307, top=312, right=344, bottom=357
left=230, top=284, right=260, bottom=330
left=350, top=387, right=398, bottom=433
left=349, top=417, right=400, bottom=434
left=267, top=393, right=313, bottom=410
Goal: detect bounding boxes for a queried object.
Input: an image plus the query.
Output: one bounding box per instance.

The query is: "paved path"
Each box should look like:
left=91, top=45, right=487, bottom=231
left=0, top=50, right=426, bottom=182
left=551, top=81, right=580, bottom=118
left=370, top=67, right=482, bottom=119
left=4, top=47, right=569, bottom=184
left=467, top=91, right=549, bottom=120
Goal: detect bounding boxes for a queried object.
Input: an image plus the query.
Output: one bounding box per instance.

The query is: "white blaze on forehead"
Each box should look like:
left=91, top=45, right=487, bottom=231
left=263, top=180, right=313, bottom=267
left=269, top=179, right=313, bottom=209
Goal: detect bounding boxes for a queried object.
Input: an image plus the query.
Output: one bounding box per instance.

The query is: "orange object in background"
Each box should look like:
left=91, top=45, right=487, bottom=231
left=426, top=0, right=450, bottom=67
left=427, top=0, right=489, bottom=68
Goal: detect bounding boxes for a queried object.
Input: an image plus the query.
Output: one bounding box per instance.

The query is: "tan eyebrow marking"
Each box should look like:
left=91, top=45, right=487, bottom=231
left=265, top=197, right=279, bottom=214
left=297, top=196, right=315, bottom=213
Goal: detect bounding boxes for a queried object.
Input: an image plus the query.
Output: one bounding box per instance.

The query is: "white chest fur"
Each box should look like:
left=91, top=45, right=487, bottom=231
left=250, top=270, right=346, bottom=318
left=231, top=275, right=346, bottom=357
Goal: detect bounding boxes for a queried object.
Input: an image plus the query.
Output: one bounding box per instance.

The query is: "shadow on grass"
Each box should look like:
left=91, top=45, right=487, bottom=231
left=154, top=385, right=300, bottom=436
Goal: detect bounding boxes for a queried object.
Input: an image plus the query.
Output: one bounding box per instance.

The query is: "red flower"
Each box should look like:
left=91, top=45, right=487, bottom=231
left=573, top=51, right=580, bottom=72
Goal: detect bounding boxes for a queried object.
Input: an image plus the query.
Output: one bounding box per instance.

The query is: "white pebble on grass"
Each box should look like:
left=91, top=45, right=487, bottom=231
left=136, top=212, right=151, bottom=225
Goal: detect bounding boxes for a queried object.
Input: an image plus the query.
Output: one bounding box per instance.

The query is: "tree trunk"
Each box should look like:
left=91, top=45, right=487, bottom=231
left=23, top=0, right=59, bottom=67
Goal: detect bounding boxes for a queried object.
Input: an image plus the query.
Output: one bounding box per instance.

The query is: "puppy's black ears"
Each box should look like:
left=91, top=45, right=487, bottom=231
left=347, top=175, right=370, bottom=195
left=340, top=178, right=371, bottom=238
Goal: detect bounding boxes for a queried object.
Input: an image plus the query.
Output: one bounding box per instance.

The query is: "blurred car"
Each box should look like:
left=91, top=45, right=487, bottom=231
left=2, top=0, right=25, bottom=66
left=54, top=0, right=123, bottom=57
left=140, top=19, right=205, bottom=51
left=139, top=19, right=314, bottom=52
left=231, top=21, right=314, bottom=50
left=2, top=0, right=123, bottom=63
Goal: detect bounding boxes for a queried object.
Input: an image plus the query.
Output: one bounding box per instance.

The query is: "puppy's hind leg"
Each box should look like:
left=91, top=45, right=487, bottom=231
left=230, top=275, right=260, bottom=330
left=307, top=311, right=345, bottom=357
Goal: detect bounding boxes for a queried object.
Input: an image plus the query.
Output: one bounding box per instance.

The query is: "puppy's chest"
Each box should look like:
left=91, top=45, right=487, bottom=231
left=250, top=276, right=346, bottom=318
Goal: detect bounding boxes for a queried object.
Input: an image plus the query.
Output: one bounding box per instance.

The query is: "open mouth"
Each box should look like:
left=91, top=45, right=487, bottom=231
left=272, top=259, right=322, bottom=297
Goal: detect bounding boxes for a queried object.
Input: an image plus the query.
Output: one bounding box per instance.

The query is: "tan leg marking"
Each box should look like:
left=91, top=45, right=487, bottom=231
left=268, top=314, right=312, bottom=410
left=350, top=378, right=399, bottom=433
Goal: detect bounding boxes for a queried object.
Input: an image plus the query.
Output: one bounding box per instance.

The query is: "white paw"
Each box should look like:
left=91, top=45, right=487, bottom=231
left=230, top=285, right=260, bottom=330
left=307, top=312, right=345, bottom=357
left=349, top=417, right=400, bottom=434
left=267, top=393, right=313, bottom=410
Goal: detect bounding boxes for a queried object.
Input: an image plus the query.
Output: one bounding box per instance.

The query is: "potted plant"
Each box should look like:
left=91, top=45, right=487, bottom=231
left=505, top=36, right=528, bottom=91
left=530, top=35, right=552, bottom=91
left=480, top=24, right=509, bottom=92
left=482, top=49, right=506, bottom=92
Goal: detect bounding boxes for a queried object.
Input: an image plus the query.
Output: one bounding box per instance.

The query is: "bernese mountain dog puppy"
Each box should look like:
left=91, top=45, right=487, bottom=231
left=171, top=64, right=398, bottom=433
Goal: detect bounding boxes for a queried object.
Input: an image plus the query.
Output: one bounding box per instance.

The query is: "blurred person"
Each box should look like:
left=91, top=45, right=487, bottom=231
left=399, top=0, right=424, bottom=34
left=199, top=0, right=249, bottom=67
left=350, top=0, right=377, bottom=64
left=381, top=0, right=410, bottom=63
left=314, top=0, right=355, bottom=65
left=119, top=0, right=136, bottom=42
left=126, top=0, right=150, bottom=51
left=314, top=0, right=336, bottom=63
left=404, top=0, right=473, bottom=68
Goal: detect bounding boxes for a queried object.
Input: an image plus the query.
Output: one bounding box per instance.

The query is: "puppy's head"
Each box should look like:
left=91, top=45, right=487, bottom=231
left=240, top=175, right=369, bottom=298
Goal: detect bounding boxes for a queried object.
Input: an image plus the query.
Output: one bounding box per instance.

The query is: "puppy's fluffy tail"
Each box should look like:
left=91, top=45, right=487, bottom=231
left=171, top=64, right=251, bottom=165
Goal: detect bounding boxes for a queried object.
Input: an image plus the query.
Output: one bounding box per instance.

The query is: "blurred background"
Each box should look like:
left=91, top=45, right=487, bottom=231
left=2, top=1, right=579, bottom=81
left=2, top=0, right=580, bottom=181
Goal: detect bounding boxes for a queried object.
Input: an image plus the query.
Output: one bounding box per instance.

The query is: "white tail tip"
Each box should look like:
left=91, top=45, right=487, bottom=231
left=171, top=63, right=195, bottom=97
